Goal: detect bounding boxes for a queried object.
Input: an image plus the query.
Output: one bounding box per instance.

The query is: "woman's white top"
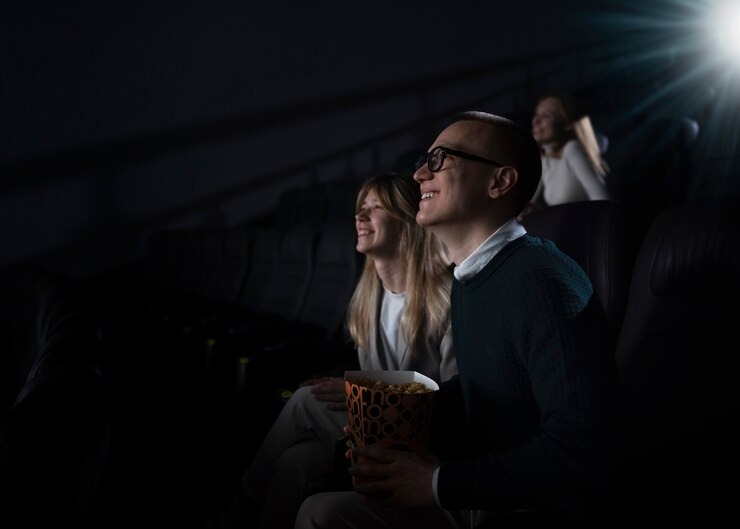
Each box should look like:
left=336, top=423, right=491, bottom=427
left=357, top=287, right=456, bottom=383
left=378, top=287, right=407, bottom=369
left=537, top=139, right=611, bottom=205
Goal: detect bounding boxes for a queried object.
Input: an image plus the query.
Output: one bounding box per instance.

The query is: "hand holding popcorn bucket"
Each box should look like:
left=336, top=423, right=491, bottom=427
left=344, top=370, right=438, bottom=495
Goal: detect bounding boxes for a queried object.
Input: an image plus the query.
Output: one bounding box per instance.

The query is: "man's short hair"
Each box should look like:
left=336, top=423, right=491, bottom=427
left=450, top=111, right=541, bottom=211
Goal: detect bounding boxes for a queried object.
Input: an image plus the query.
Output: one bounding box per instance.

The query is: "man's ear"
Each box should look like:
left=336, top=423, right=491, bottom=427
left=488, top=166, right=518, bottom=199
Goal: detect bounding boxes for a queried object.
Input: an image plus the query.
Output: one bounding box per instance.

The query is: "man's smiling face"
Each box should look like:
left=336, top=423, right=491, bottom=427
left=413, top=119, right=498, bottom=231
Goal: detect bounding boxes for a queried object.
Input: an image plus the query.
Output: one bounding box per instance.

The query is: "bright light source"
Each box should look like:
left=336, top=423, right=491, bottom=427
left=709, top=0, right=740, bottom=64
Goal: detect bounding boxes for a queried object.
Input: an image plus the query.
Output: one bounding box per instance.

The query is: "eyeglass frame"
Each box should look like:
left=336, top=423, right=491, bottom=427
left=416, top=145, right=504, bottom=173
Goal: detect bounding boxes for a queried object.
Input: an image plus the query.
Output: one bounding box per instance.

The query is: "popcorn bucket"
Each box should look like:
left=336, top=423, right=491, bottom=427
left=344, top=370, right=438, bottom=488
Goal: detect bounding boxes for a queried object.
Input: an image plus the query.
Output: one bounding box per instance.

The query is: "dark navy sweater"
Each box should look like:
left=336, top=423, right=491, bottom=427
left=436, top=235, right=618, bottom=511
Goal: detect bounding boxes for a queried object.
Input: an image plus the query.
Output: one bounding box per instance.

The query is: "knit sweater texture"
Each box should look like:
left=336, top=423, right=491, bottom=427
left=436, top=234, right=617, bottom=511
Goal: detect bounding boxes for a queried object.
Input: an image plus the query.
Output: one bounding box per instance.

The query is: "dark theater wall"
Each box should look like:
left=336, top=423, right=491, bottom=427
left=1, top=1, right=737, bottom=279
left=1, top=1, right=579, bottom=278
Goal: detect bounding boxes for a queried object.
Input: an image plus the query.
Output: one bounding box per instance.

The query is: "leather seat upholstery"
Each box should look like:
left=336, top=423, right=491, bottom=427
left=612, top=194, right=739, bottom=520
left=522, top=200, right=650, bottom=345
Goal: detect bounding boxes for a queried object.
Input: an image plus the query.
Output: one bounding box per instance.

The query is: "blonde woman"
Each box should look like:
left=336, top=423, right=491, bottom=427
left=522, top=92, right=610, bottom=218
left=219, top=173, right=456, bottom=529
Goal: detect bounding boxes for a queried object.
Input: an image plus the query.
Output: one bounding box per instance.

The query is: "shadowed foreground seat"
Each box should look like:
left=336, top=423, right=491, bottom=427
left=608, top=194, right=739, bottom=525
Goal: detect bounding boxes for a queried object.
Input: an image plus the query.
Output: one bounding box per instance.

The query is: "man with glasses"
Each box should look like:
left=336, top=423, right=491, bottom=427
left=296, top=112, right=618, bottom=529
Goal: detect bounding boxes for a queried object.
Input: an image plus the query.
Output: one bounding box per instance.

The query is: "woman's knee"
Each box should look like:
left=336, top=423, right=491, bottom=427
left=295, top=492, right=340, bottom=529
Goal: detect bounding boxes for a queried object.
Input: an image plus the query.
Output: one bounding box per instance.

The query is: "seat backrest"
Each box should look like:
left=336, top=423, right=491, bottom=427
left=275, top=185, right=327, bottom=233
left=522, top=200, right=650, bottom=345
left=192, top=228, right=226, bottom=300
left=235, top=225, right=280, bottom=312
left=142, top=229, right=198, bottom=292
left=142, top=230, right=176, bottom=288
left=171, top=229, right=205, bottom=294
left=18, top=276, right=103, bottom=405
left=321, top=178, right=362, bottom=223
left=236, top=223, right=318, bottom=321
left=294, top=220, right=361, bottom=337
left=613, top=195, right=739, bottom=513
left=262, top=222, right=319, bottom=321
left=0, top=266, right=55, bottom=415
left=595, top=131, right=609, bottom=155
left=1, top=280, right=109, bottom=525
left=606, top=116, right=700, bottom=207
left=209, top=222, right=252, bottom=305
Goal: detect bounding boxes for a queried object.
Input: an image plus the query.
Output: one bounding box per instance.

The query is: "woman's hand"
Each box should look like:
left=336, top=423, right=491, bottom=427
left=305, top=377, right=347, bottom=410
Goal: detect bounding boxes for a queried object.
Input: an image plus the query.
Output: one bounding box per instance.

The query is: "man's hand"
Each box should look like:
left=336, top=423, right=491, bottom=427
left=306, top=377, right=346, bottom=411
left=349, top=446, right=439, bottom=507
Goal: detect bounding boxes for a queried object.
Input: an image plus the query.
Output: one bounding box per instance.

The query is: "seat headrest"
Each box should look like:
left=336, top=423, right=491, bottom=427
left=522, top=200, right=650, bottom=342
left=648, top=198, right=740, bottom=297
left=595, top=132, right=609, bottom=155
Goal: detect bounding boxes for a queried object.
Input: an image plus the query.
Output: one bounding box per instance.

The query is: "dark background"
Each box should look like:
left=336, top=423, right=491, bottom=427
left=1, top=2, right=738, bottom=526
left=3, top=0, right=737, bottom=280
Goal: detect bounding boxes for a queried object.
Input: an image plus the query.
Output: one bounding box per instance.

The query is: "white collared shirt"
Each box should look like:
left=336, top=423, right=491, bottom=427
left=453, top=217, right=527, bottom=282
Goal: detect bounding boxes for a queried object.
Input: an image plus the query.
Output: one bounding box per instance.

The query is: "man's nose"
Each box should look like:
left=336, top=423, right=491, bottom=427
left=413, top=165, right=431, bottom=183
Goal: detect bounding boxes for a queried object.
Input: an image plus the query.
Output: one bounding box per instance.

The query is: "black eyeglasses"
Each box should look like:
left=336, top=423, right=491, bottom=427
left=415, top=145, right=504, bottom=173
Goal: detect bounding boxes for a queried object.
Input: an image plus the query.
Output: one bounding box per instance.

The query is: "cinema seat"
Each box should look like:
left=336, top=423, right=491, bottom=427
left=606, top=116, right=700, bottom=207
left=233, top=219, right=362, bottom=412
left=521, top=199, right=650, bottom=345
left=0, top=279, right=110, bottom=526
left=608, top=194, right=739, bottom=525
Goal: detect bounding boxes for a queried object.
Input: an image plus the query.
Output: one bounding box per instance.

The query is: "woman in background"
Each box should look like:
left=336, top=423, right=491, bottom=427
left=521, top=92, right=610, bottom=218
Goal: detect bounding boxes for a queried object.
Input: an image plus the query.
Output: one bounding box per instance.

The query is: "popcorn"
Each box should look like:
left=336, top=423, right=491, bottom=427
left=351, top=377, right=434, bottom=394
left=343, top=370, right=439, bottom=489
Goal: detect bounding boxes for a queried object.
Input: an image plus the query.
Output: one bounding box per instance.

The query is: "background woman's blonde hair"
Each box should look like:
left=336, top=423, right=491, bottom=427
left=541, top=92, right=609, bottom=177
left=346, top=173, right=452, bottom=357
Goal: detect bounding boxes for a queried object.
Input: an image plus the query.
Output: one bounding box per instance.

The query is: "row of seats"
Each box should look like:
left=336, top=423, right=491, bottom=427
left=145, top=221, right=362, bottom=411
left=521, top=199, right=650, bottom=346
left=120, top=188, right=737, bottom=525
left=0, top=271, right=110, bottom=526
left=611, top=195, right=738, bottom=521
left=1, top=181, right=737, bottom=526
left=522, top=195, right=738, bottom=525
left=91, top=179, right=365, bottom=425
left=83, top=178, right=366, bottom=526
left=605, top=116, right=701, bottom=207
left=0, top=177, right=366, bottom=527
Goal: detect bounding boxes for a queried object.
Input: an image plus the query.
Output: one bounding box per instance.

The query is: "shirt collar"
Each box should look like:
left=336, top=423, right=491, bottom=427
left=453, top=217, right=526, bottom=282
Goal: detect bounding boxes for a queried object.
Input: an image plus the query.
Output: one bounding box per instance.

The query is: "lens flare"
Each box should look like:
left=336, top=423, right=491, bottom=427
left=710, top=0, right=740, bottom=66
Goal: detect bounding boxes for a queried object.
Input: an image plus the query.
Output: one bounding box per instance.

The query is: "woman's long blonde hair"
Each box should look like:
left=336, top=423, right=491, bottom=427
left=541, top=92, right=609, bottom=178
left=346, top=173, right=452, bottom=356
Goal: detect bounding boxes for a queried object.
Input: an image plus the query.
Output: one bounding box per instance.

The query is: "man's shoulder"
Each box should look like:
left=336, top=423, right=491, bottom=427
left=470, top=235, right=553, bottom=279
left=503, top=235, right=588, bottom=280
left=505, top=233, right=558, bottom=259
left=457, top=235, right=581, bottom=288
